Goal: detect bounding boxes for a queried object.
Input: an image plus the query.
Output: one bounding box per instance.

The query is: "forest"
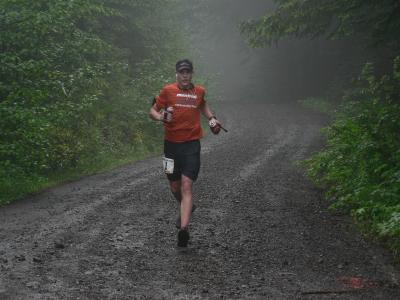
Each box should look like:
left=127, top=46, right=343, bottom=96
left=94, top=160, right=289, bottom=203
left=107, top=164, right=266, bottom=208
left=1, top=0, right=400, bottom=256
left=0, top=0, right=186, bottom=203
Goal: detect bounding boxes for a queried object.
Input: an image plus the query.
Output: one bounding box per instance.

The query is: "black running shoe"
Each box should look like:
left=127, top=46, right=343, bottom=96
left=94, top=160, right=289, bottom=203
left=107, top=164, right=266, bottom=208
left=177, top=228, right=190, bottom=247
left=175, top=204, right=197, bottom=229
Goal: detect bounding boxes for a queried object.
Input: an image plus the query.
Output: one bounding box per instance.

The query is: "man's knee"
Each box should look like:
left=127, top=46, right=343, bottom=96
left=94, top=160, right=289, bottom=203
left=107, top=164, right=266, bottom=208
left=181, top=175, right=193, bottom=194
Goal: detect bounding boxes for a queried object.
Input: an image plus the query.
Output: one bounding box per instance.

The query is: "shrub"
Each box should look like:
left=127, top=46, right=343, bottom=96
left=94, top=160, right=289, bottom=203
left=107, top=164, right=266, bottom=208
left=304, top=56, right=400, bottom=254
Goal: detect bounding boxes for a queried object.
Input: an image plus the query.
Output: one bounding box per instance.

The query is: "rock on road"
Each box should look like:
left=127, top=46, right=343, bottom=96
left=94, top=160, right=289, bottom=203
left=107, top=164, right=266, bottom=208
left=0, top=102, right=399, bottom=299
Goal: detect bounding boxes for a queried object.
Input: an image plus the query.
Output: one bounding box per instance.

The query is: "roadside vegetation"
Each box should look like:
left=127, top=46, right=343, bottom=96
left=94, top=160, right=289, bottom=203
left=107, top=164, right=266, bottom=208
left=0, top=0, right=186, bottom=205
left=241, top=0, right=400, bottom=256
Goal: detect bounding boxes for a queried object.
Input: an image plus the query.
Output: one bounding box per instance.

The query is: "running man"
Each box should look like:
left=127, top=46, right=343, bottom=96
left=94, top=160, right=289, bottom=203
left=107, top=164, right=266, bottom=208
left=149, top=59, right=222, bottom=247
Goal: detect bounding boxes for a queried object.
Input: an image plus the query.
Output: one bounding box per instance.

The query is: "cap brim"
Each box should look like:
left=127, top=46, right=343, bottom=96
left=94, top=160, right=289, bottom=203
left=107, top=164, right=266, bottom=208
left=177, top=67, right=192, bottom=72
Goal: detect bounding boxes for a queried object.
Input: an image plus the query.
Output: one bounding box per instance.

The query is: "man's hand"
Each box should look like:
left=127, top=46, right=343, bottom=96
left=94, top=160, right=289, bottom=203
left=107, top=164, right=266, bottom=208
left=209, top=117, right=221, bottom=134
left=150, top=104, right=173, bottom=123
left=162, top=107, right=174, bottom=123
left=209, top=117, right=227, bottom=134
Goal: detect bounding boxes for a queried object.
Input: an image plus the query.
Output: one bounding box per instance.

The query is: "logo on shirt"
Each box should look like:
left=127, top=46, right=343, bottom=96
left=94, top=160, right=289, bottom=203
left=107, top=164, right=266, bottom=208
left=175, top=93, right=199, bottom=108
left=176, top=93, right=197, bottom=99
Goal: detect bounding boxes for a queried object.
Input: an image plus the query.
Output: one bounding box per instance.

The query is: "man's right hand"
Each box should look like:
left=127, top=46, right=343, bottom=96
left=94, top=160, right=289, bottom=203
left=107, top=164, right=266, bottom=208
left=162, top=107, right=174, bottom=122
left=150, top=104, right=172, bottom=123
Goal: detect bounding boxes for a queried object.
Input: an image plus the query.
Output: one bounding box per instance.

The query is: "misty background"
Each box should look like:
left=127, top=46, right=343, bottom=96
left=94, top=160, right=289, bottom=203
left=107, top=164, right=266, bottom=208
left=184, top=0, right=384, bottom=103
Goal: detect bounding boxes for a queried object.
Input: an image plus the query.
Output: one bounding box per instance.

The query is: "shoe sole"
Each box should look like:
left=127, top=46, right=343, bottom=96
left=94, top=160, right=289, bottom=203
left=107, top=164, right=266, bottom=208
left=177, top=229, right=190, bottom=247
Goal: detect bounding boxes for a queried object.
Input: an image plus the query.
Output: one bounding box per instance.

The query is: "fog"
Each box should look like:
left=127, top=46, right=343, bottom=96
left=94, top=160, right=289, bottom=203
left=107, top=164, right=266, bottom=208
left=186, top=0, right=366, bottom=103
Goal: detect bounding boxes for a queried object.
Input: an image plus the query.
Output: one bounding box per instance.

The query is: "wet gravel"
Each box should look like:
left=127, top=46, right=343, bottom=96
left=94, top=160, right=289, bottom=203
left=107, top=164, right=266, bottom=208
left=0, top=102, right=399, bottom=299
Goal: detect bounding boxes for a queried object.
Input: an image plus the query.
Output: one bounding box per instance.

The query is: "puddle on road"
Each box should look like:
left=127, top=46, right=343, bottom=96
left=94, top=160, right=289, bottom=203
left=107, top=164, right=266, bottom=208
left=338, top=276, right=382, bottom=289
left=300, top=276, right=388, bottom=296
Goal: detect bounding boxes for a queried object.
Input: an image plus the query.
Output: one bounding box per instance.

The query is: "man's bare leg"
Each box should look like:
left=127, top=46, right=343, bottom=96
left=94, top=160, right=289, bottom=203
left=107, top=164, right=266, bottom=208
left=169, top=180, right=182, bottom=203
left=180, top=175, right=193, bottom=229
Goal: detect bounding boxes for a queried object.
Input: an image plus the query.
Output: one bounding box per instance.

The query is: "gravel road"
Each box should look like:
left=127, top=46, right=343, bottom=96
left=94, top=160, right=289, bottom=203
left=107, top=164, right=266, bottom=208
left=1, top=102, right=399, bottom=299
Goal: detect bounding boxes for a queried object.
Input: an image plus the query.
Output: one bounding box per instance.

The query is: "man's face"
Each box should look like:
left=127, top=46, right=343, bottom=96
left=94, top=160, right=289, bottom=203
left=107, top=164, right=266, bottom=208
left=176, top=69, right=193, bottom=88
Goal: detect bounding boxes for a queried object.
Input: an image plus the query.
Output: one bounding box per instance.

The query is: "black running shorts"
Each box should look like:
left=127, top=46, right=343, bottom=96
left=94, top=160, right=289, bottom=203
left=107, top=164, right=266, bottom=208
left=164, top=139, right=201, bottom=182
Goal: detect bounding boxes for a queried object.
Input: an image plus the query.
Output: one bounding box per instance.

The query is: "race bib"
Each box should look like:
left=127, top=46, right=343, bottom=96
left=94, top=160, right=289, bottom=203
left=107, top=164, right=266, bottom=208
left=162, top=157, right=174, bottom=174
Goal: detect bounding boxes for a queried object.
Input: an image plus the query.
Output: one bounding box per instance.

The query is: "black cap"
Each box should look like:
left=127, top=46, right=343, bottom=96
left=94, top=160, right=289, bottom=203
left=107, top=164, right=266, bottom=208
left=176, top=59, right=193, bottom=72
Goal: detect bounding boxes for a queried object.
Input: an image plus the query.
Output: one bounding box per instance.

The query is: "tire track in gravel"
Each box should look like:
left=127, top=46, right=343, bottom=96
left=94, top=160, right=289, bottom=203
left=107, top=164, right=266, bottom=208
left=0, top=154, right=171, bottom=297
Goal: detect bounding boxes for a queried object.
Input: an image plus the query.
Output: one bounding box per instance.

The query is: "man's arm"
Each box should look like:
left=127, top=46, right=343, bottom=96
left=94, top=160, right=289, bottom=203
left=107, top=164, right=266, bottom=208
left=149, top=103, right=164, bottom=122
left=200, top=102, right=216, bottom=120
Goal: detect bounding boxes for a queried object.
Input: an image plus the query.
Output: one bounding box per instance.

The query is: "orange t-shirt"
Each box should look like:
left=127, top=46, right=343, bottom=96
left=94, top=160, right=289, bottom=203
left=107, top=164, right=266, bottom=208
left=155, top=83, right=206, bottom=143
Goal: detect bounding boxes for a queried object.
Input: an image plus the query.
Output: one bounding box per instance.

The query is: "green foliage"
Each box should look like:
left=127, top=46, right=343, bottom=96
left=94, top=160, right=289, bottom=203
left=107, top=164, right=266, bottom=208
left=304, top=57, right=400, bottom=253
left=0, top=0, right=185, bottom=204
left=240, top=0, right=400, bottom=48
